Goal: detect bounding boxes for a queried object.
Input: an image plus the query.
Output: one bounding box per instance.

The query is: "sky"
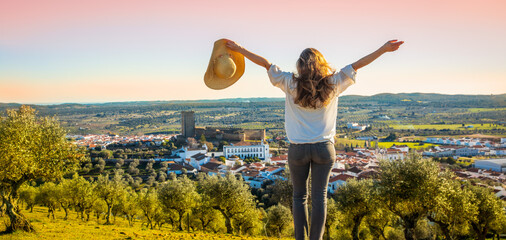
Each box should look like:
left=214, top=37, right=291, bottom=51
left=1, top=0, right=505, bottom=104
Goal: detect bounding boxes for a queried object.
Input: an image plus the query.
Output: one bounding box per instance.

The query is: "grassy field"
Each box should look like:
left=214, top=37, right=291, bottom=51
left=334, top=138, right=438, bottom=150
left=390, top=123, right=505, bottom=130
left=467, top=108, right=506, bottom=113
left=334, top=138, right=368, bottom=148
left=0, top=206, right=292, bottom=240
left=372, top=141, right=438, bottom=150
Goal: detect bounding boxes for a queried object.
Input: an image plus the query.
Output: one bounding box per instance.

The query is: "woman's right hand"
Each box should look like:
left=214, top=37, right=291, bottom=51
left=380, top=40, right=404, bottom=52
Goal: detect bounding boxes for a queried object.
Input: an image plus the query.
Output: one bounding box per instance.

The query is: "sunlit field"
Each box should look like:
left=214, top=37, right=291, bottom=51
left=334, top=138, right=438, bottom=150
left=390, top=123, right=505, bottom=130
left=0, top=206, right=291, bottom=240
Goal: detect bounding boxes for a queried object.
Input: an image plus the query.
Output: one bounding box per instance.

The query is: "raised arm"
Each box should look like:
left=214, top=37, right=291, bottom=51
left=351, top=40, right=404, bottom=71
left=225, top=40, right=271, bottom=70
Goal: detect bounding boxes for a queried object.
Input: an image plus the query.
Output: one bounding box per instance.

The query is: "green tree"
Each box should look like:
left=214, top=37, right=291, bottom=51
left=378, top=152, right=440, bottom=240
left=385, top=132, right=397, bottom=141
left=0, top=106, right=85, bottom=232
left=267, top=165, right=292, bottom=209
left=98, top=150, right=113, bottom=159
left=265, top=203, right=293, bottom=238
left=467, top=184, right=506, bottom=240
left=118, top=188, right=139, bottom=226
left=233, top=207, right=263, bottom=236
left=18, top=184, right=37, bottom=213
left=56, top=178, right=74, bottom=220
left=65, top=173, right=96, bottom=221
left=365, top=205, right=398, bottom=240
left=324, top=198, right=341, bottom=240
left=137, top=188, right=160, bottom=229
left=192, top=194, right=221, bottom=232
left=199, top=173, right=257, bottom=234
left=427, top=173, right=478, bottom=240
left=158, top=175, right=199, bottom=231
left=334, top=178, right=376, bottom=240
left=36, top=182, right=59, bottom=219
left=94, top=173, right=127, bottom=225
left=92, top=198, right=107, bottom=222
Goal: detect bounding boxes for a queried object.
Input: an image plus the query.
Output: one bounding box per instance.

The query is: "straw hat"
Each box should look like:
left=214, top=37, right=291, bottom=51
left=204, top=39, right=245, bottom=90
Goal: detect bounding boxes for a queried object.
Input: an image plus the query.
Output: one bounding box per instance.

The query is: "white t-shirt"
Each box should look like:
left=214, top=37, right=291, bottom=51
left=267, top=64, right=356, bottom=144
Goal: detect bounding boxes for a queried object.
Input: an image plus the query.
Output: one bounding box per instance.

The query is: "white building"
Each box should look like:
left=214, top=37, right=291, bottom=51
left=491, top=148, right=506, bottom=156
left=347, top=122, right=369, bottom=131
left=474, top=159, right=506, bottom=173
left=223, top=141, right=271, bottom=162
left=183, top=153, right=210, bottom=170
left=455, top=147, right=479, bottom=157
left=171, top=145, right=208, bottom=162
left=327, top=174, right=355, bottom=194
left=377, top=148, right=406, bottom=160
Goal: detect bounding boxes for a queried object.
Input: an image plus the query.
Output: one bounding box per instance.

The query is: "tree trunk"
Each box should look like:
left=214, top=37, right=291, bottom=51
left=218, top=209, right=234, bottom=234
left=4, top=193, right=34, bottom=232
left=63, top=206, right=69, bottom=220
left=105, top=202, right=112, bottom=225
left=380, top=228, right=387, bottom=240
left=178, top=213, right=183, bottom=231
left=403, top=218, right=417, bottom=240
left=471, top=222, right=488, bottom=240
left=427, top=216, right=453, bottom=240
left=352, top=215, right=364, bottom=240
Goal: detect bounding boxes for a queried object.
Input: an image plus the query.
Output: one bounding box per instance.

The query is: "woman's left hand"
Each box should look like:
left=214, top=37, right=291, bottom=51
left=225, top=40, right=244, bottom=52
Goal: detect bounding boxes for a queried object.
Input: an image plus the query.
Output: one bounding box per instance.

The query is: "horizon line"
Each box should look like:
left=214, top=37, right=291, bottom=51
left=1, top=92, right=504, bottom=106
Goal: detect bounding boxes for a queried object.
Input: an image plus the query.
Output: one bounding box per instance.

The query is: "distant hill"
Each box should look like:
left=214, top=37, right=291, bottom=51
left=339, top=93, right=506, bottom=108
left=1, top=93, right=505, bottom=110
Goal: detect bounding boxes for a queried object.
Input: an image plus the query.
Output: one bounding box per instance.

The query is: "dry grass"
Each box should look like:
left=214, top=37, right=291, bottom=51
left=0, top=206, right=291, bottom=240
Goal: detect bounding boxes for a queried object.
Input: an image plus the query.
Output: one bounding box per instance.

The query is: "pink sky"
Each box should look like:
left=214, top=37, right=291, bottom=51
left=1, top=0, right=505, bottom=103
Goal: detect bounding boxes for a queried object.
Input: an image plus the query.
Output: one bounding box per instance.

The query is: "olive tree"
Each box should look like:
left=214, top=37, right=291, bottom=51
left=199, top=173, right=257, bottom=234
left=137, top=188, right=161, bottom=229
left=377, top=153, right=440, bottom=240
left=94, top=173, right=127, bottom=224
left=0, top=106, right=85, bottom=232
left=18, top=184, right=37, bottom=213
left=158, top=175, right=199, bottom=231
left=334, top=178, right=376, bottom=240
left=467, top=184, right=506, bottom=240
left=36, top=182, right=59, bottom=219
left=265, top=203, right=293, bottom=238
left=427, top=173, right=478, bottom=240
left=66, top=173, right=96, bottom=221
left=191, top=195, right=222, bottom=232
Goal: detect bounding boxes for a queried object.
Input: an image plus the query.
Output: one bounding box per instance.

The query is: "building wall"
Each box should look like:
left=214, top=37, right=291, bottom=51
left=243, top=129, right=266, bottom=141
left=223, top=144, right=270, bottom=160
left=195, top=127, right=265, bottom=142
left=181, top=111, right=195, bottom=137
left=474, top=160, right=505, bottom=172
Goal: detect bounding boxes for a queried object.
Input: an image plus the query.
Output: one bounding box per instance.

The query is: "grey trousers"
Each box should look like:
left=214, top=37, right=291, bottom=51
left=288, top=141, right=335, bottom=240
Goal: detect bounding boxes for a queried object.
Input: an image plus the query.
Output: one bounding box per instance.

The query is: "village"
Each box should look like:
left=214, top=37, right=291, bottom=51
left=69, top=111, right=506, bottom=202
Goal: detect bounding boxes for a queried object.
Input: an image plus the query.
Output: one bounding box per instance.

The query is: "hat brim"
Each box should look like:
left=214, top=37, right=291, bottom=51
left=204, top=39, right=245, bottom=90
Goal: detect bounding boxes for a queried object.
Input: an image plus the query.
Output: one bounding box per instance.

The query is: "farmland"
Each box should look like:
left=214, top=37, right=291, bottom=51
left=0, top=93, right=504, bottom=139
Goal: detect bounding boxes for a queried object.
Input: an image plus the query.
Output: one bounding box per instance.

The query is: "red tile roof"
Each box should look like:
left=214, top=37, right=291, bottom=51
left=329, top=174, right=355, bottom=183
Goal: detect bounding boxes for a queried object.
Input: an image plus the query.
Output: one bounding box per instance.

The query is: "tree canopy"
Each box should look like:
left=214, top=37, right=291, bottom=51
left=0, top=106, right=86, bottom=232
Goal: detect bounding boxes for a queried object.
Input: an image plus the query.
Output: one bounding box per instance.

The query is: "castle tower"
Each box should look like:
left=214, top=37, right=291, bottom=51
left=181, top=111, right=195, bottom=137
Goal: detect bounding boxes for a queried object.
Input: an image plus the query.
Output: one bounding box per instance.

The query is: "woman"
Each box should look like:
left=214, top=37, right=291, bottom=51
left=226, top=39, right=403, bottom=240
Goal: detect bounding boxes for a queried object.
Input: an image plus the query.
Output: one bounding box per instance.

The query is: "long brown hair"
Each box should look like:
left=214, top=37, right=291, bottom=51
left=293, top=48, right=336, bottom=109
